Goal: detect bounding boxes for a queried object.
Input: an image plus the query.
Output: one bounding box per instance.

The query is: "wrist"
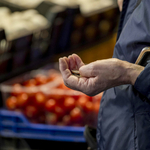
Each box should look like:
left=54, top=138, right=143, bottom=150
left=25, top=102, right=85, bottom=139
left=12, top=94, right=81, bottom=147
left=121, top=61, right=144, bottom=85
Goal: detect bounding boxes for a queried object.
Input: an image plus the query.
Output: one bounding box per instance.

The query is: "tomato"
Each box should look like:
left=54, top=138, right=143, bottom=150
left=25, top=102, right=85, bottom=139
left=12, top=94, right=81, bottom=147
left=24, top=105, right=38, bottom=119
left=57, top=122, right=66, bottom=126
left=45, top=99, right=56, bottom=113
left=47, top=71, right=61, bottom=82
left=34, top=92, right=46, bottom=109
left=93, top=102, right=100, bottom=114
left=57, top=83, right=71, bottom=90
left=70, top=107, right=83, bottom=123
left=48, top=89, right=66, bottom=104
left=84, top=101, right=94, bottom=113
left=76, top=96, right=88, bottom=109
left=17, top=93, right=29, bottom=108
left=63, top=97, right=76, bottom=112
left=6, top=96, right=18, bottom=110
left=38, top=113, right=46, bottom=124
left=92, top=92, right=103, bottom=102
left=23, top=79, right=37, bottom=87
left=29, top=118, right=39, bottom=124
left=34, top=74, right=47, bottom=85
left=62, top=84, right=70, bottom=90
left=11, top=83, right=23, bottom=96
left=46, top=113, right=58, bottom=125
left=83, top=94, right=92, bottom=101
left=71, top=90, right=83, bottom=100
left=72, top=123, right=83, bottom=127
left=26, top=87, right=37, bottom=101
left=54, top=106, right=66, bottom=119
left=62, top=115, right=71, bottom=126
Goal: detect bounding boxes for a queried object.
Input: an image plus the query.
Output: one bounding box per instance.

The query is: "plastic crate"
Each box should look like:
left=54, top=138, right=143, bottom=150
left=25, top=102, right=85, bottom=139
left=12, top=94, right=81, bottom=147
left=0, top=109, right=85, bottom=142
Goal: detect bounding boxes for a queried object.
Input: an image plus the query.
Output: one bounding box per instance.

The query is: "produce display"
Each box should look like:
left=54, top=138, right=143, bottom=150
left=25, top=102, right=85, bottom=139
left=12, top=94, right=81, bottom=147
left=4, top=69, right=102, bottom=127
left=0, top=7, right=49, bottom=40
left=5, top=0, right=43, bottom=9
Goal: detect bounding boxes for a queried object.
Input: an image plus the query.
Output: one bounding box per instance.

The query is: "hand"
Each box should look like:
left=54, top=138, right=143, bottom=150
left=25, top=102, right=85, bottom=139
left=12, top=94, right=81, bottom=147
left=59, top=54, right=144, bottom=96
left=59, top=54, right=86, bottom=92
left=117, top=0, right=124, bottom=11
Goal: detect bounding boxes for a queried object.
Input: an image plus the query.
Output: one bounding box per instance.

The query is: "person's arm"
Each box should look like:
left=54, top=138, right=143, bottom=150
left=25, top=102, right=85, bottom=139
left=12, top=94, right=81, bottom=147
left=59, top=54, right=144, bottom=96
left=134, top=62, right=150, bottom=99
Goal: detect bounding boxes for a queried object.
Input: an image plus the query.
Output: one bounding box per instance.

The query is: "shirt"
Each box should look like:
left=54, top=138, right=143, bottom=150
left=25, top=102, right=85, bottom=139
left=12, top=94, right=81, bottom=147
left=97, top=0, right=150, bottom=149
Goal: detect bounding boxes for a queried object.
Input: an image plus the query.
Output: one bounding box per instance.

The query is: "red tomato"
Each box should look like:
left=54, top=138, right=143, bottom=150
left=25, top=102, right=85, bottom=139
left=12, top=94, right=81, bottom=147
left=70, top=107, right=83, bottom=123
left=93, top=102, right=100, bottom=114
left=57, top=83, right=71, bottom=90
left=84, top=94, right=92, bottom=101
left=57, top=122, right=66, bottom=126
left=23, top=79, right=37, bottom=87
left=63, top=97, right=76, bottom=112
left=45, top=99, right=56, bottom=113
left=6, top=96, right=18, bottom=110
left=84, top=101, right=94, bottom=113
left=34, top=74, right=47, bottom=85
left=17, top=93, right=29, bottom=108
left=72, top=123, right=83, bottom=127
left=38, top=113, right=46, bottom=124
left=92, top=92, right=103, bottom=102
left=26, top=87, right=37, bottom=101
left=48, top=90, right=66, bottom=104
left=46, top=113, right=58, bottom=125
left=62, top=115, right=71, bottom=126
left=76, top=96, right=88, bottom=109
left=11, top=83, right=23, bottom=96
left=54, top=106, right=66, bottom=119
left=24, top=105, right=38, bottom=119
left=47, top=71, right=61, bottom=82
left=71, top=93, right=81, bottom=100
left=29, top=118, right=39, bottom=124
left=34, top=92, right=46, bottom=109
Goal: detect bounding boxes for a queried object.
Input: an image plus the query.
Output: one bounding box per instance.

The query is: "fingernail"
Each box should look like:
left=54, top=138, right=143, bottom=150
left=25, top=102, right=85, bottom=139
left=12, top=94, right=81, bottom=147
left=72, top=53, right=77, bottom=56
left=63, top=57, right=67, bottom=60
left=59, top=58, right=62, bottom=62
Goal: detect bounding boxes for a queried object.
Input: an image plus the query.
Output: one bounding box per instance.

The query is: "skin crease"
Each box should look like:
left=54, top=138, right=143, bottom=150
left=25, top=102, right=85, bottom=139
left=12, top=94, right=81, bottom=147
left=59, top=0, right=144, bottom=96
left=59, top=54, right=144, bottom=96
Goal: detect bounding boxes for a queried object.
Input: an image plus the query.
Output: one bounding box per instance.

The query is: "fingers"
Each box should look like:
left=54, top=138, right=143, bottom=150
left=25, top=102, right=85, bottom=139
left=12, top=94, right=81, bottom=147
left=68, top=54, right=85, bottom=70
left=59, top=54, right=97, bottom=79
left=59, top=55, right=99, bottom=96
left=59, top=54, right=85, bottom=90
left=68, top=55, right=77, bottom=70
left=59, top=54, right=86, bottom=80
left=72, top=54, right=85, bottom=68
left=79, top=62, right=96, bottom=78
left=59, top=57, right=71, bottom=80
left=59, top=57, right=68, bottom=72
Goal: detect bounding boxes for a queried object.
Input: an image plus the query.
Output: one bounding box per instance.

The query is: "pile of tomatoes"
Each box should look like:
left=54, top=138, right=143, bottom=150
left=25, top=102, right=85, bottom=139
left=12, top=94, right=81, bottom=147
left=5, top=69, right=102, bottom=127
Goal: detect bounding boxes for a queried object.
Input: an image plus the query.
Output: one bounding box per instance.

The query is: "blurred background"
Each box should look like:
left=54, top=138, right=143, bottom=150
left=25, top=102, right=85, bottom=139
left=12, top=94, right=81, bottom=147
left=0, top=0, right=120, bottom=150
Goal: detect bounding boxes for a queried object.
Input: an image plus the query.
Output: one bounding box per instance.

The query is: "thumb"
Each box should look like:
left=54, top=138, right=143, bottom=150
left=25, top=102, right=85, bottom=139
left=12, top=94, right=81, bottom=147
left=79, top=64, right=95, bottom=78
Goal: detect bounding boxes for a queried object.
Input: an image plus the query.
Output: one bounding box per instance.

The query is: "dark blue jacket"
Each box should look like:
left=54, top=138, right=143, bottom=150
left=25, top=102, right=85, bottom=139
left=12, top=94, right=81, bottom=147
left=97, top=0, right=150, bottom=150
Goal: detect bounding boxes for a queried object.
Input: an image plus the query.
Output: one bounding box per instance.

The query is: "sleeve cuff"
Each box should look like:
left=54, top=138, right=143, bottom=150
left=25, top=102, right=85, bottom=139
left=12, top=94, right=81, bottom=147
left=134, top=62, right=150, bottom=100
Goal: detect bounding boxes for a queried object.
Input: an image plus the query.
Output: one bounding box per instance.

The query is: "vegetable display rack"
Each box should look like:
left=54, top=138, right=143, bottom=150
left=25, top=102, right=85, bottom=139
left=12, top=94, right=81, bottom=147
left=0, top=109, right=85, bottom=142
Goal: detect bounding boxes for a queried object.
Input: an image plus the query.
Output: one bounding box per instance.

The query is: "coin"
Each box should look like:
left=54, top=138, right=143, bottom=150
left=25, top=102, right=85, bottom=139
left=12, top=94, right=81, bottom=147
left=71, top=70, right=81, bottom=77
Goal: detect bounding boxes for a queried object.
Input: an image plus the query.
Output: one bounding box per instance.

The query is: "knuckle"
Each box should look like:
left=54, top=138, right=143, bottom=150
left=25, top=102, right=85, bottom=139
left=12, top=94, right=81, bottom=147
left=112, top=58, right=119, bottom=64
left=89, top=64, right=96, bottom=76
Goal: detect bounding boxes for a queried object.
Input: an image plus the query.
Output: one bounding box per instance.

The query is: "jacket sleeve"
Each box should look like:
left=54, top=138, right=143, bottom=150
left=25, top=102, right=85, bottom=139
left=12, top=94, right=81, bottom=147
left=114, top=0, right=150, bottom=100
left=132, top=0, right=150, bottom=100
left=134, top=62, right=150, bottom=100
